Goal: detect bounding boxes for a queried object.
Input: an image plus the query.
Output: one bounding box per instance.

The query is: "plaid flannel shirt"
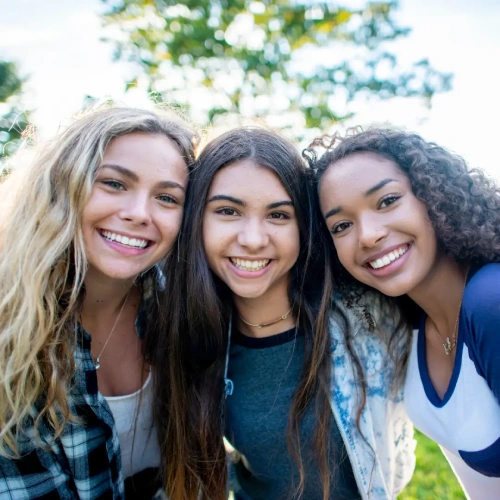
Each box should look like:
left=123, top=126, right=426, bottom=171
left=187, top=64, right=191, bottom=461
left=0, top=274, right=158, bottom=500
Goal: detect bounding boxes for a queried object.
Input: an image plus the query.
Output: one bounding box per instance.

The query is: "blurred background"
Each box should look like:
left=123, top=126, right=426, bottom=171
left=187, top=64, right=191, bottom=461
left=2, top=0, right=496, bottom=497
left=1, top=0, right=499, bottom=181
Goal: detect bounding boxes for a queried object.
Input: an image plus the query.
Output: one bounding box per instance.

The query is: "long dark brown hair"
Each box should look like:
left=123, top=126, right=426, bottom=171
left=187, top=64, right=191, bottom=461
left=146, top=126, right=337, bottom=500
left=304, top=127, right=500, bottom=385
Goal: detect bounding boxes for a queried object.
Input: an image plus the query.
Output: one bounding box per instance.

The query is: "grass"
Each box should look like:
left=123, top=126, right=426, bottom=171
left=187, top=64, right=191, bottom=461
left=399, top=430, right=466, bottom=499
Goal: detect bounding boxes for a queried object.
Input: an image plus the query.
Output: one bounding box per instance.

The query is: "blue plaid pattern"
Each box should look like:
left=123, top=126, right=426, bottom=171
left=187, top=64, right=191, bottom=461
left=0, top=273, right=158, bottom=499
left=0, top=328, right=124, bottom=499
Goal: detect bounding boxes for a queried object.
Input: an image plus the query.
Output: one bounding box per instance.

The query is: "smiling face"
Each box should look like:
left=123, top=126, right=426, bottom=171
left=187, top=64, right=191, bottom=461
left=202, top=159, right=300, bottom=301
left=82, top=132, right=188, bottom=283
left=319, top=152, right=442, bottom=297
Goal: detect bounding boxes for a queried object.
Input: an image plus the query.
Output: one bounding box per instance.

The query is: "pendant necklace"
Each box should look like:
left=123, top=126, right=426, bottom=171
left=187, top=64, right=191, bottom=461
left=91, top=290, right=130, bottom=370
left=433, top=266, right=469, bottom=356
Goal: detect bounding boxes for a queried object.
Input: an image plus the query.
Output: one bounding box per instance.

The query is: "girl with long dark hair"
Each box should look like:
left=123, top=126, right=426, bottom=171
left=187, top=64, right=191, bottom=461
left=150, top=126, right=415, bottom=500
left=310, top=128, right=500, bottom=499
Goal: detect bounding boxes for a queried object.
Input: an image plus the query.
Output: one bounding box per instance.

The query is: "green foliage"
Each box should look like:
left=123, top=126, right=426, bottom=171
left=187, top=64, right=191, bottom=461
left=101, top=0, right=452, bottom=130
left=399, top=430, right=466, bottom=499
left=0, top=61, right=29, bottom=159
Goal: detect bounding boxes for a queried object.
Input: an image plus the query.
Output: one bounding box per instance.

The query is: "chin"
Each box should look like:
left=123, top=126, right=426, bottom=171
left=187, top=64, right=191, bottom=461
left=101, top=267, right=142, bottom=282
left=372, top=282, right=412, bottom=298
left=230, top=287, right=268, bottom=299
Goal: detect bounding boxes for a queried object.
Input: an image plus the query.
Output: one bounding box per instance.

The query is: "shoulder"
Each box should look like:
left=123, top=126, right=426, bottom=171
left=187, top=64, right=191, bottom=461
left=330, top=288, right=405, bottom=346
left=462, top=263, right=500, bottom=321
left=329, top=289, right=402, bottom=365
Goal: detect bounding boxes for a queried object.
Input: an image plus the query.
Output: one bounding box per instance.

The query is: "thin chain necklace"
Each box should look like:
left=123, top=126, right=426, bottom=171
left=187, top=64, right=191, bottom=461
left=431, top=266, right=469, bottom=356
left=91, top=290, right=130, bottom=370
left=239, top=307, right=293, bottom=329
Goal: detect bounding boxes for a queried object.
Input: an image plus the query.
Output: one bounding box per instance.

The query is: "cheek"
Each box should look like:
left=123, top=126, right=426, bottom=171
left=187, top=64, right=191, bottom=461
left=81, top=198, right=101, bottom=240
left=421, top=217, right=439, bottom=256
left=289, top=226, right=300, bottom=263
left=412, top=203, right=438, bottom=250
left=157, top=210, right=184, bottom=246
left=201, top=217, right=220, bottom=266
left=333, top=237, right=358, bottom=274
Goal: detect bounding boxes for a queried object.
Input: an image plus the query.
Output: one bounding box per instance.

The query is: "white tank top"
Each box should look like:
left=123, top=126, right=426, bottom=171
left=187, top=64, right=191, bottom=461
left=105, top=372, right=161, bottom=478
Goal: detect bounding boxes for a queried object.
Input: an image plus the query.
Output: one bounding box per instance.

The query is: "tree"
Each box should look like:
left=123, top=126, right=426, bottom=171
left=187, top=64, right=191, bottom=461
left=101, top=0, right=452, bottom=132
left=0, top=61, right=29, bottom=159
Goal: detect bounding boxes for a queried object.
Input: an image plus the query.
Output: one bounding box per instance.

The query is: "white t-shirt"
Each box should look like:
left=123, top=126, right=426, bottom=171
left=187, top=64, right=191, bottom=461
left=404, top=264, right=500, bottom=499
left=105, top=372, right=161, bottom=479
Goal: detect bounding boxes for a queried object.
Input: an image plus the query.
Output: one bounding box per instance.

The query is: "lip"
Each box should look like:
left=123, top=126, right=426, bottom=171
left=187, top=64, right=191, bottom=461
left=362, top=242, right=411, bottom=266
left=364, top=243, right=412, bottom=278
left=227, top=258, right=273, bottom=279
left=98, top=230, right=153, bottom=256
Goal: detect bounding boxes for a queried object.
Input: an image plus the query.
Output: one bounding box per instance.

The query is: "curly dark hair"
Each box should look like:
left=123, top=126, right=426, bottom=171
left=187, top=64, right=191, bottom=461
left=304, top=127, right=500, bottom=265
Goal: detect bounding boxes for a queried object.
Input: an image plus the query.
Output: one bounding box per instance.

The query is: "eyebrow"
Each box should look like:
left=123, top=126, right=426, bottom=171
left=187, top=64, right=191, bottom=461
left=100, top=164, right=139, bottom=181
left=207, top=195, right=245, bottom=206
left=100, top=164, right=185, bottom=191
left=364, top=178, right=397, bottom=196
left=157, top=181, right=185, bottom=191
left=206, top=195, right=293, bottom=210
left=267, top=200, right=293, bottom=210
left=324, top=178, right=398, bottom=219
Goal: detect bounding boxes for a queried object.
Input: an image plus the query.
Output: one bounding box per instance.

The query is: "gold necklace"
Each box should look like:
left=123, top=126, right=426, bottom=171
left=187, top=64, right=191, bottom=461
left=433, top=266, right=469, bottom=356
left=239, top=307, right=293, bottom=329
left=91, top=290, right=130, bottom=370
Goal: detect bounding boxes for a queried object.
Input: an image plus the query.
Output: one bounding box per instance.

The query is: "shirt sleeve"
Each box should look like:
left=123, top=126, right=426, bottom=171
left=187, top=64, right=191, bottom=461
left=462, top=263, right=500, bottom=404
left=0, top=449, right=71, bottom=500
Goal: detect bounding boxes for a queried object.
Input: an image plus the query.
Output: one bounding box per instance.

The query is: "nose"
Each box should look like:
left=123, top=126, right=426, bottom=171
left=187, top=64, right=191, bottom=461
left=237, top=218, right=269, bottom=251
left=358, top=215, right=388, bottom=249
left=119, top=192, right=152, bottom=226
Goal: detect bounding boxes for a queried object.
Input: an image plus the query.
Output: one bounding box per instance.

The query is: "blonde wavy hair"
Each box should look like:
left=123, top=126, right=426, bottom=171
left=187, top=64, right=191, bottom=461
left=0, top=105, right=198, bottom=457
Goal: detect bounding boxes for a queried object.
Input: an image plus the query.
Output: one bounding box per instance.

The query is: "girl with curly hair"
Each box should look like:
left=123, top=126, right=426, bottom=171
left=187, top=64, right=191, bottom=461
left=0, top=106, right=197, bottom=499
left=307, top=128, right=500, bottom=499
left=151, top=126, right=415, bottom=500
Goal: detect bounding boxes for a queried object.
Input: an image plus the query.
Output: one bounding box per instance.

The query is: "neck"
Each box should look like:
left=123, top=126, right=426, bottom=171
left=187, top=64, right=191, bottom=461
left=234, top=283, right=295, bottom=338
left=407, top=254, right=469, bottom=335
left=82, top=267, right=136, bottom=318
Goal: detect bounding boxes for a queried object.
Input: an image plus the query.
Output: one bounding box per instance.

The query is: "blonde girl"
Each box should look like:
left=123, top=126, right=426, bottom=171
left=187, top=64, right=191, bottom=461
left=0, top=106, right=197, bottom=499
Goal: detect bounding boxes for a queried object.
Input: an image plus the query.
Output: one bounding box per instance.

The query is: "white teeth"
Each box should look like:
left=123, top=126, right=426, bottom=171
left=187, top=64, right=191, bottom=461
left=369, top=245, right=409, bottom=269
left=101, top=231, right=148, bottom=249
left=231, top=258, right=270, bottom=272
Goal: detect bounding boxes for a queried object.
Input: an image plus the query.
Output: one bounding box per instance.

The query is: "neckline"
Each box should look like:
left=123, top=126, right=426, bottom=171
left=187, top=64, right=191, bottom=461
left=233, top=327, right=301, bottom=349
left=103, top=370, right=152, bottom=401
left=416, top=264, right=481, bottom=407
left=417, top=264, right=482, bottom=408
left=417, top=312, right=465, bottom=407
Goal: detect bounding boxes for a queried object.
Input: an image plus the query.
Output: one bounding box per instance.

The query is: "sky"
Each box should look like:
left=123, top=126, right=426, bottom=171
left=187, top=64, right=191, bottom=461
left=1, top=0, right=499, bottom=178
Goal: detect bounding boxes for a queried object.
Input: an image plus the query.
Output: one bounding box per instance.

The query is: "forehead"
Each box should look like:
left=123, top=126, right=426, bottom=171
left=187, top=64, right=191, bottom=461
left=104, top=132, right=183, bottom=164
left=102, top=132, right=187, bottom=181
left=321, top=152, right=406, bottom=194
left=208, top=159, right=291, bottom=200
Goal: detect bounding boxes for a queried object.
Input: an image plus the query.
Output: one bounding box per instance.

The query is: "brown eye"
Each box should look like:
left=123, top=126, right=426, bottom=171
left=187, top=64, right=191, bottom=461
left=332, top=221, right=352, bottom=234
left=379, top=195, right=400, bottom=209
left=268, top=212, right=289, bottom=220
left=216, top=207, right=239, bottom=216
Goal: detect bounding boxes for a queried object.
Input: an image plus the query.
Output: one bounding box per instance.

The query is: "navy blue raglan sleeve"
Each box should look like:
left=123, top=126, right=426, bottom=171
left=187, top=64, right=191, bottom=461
left=462, top=263, right=500, bottom=404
